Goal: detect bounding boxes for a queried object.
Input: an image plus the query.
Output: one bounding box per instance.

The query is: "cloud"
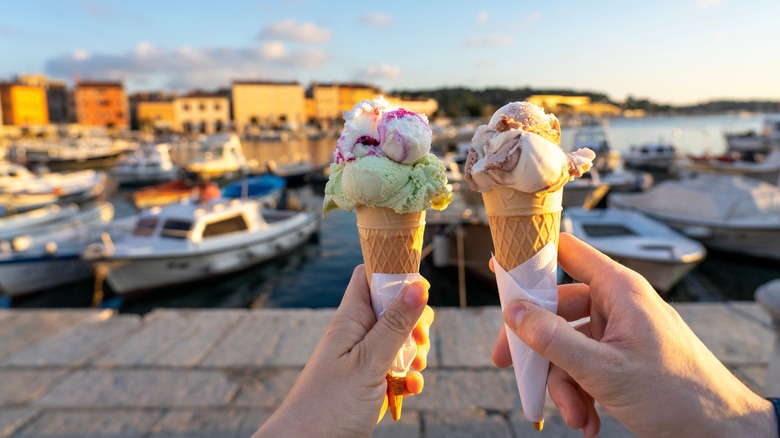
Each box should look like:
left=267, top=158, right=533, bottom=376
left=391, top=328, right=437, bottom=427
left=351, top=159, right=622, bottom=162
left=259, top=19, right=331, bottom=44
left=354, top=65, right=402, bottom=81
left=696, top=0, right=725, bottom=8
left=463, top=35, right=513, bottom=48
left=477, top=11, right=489, bottom=24
left=44, top=41, right=330, bottom=90
left=360, top=13, right=393, bottom=27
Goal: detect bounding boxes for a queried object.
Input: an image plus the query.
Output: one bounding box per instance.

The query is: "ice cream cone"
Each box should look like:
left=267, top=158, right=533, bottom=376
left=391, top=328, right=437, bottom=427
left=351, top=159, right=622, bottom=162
left=356, top=205, right=426, bottom=421
left=483, top=186, right=561, bottom=429
left=483, top=187, right=562, bottom=269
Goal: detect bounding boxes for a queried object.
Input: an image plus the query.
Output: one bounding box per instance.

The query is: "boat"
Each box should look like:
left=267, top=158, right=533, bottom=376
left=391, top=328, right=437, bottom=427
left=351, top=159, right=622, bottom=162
left=561, top=207, right=706, bottom=293
left=562, top=168, right=611, bottom=209
left=14, top=138, right=130, bottom=171
left=0, top=202, right=113, bottom=242
left=572, top=121, right=621, bottom=173
left=681, top=150, right=780, bottom=186
left=130, top=178, right=220, bottom=209
left=185, top=134, right=249, bottom=178
left=221, top=175, right=286, bottom=206
left=0, top=161, right=109, bottom=204
left=82, top=198, right=320, bottom=295
left=266, top=159, right=328, bottom=186
left=113, top=143, right=179, bottom=186
left=0, top=204, right=133, bottom=297
left=609, top=174, right=780, bottom=260
left=725, top=115, right=780, bottom=159
left=0, top=191, right=58, bottom=214
left=623, top=143, right=679, bottom=172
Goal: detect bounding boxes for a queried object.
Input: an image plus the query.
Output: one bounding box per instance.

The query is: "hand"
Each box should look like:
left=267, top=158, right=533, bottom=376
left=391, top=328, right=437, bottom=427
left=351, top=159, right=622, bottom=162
left=493, top=233, right=777, bottom=438
left=255, top=265, right=433, bottom=438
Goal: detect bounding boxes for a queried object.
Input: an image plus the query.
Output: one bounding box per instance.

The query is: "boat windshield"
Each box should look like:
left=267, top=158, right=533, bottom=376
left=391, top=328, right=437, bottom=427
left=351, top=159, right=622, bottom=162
left=160, top=219, right=193, bottom=239
left=201, top=214, right=249, bottom=238
left=132, top=217, right=159, bottom=237
left=583, top=224, right=637, bottom=238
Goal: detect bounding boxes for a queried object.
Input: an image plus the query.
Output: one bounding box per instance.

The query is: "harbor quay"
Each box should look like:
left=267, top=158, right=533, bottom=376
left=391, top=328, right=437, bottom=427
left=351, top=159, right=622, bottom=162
left=0, top=303, right=773, bottom=438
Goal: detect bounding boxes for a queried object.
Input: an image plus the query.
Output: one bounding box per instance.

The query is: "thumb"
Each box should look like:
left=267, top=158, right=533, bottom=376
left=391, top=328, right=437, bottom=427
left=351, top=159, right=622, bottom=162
left=504, top=300, right=604, bottom=382
left=360, top=282, right=428, bottom=372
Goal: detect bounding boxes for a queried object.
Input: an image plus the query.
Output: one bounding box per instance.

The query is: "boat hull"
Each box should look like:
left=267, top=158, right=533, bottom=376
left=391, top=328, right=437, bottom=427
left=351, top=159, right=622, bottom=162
left=662, top=220, right=780, bottom=260
left=0, top=254, right=90, bottom=297
left=93, top=214, right=319, bottom=295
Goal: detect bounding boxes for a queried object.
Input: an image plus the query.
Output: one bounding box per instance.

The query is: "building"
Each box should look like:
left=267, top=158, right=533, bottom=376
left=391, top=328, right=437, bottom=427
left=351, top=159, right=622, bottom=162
left=309, top=83, right=341, bottom=122
left=232, top=80, right=305, bottom=133
left=337, top=83, right=382, bottom=114
left=174, top=92, right=230, bottom=133
left=74, top=81, right=129, bottom=128
left=135, top=99, right=176, bottom=132
left=47, top=80, right=74, bottom=124
left=0, top=82, right=49, bottom=126
left=386, top=96, right=439, bottom=118
left=527, top=95, right=622, bottom=117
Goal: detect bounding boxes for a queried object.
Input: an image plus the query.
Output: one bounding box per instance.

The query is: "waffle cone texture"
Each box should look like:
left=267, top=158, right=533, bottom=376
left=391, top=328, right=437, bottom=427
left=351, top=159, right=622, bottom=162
left=356, top=206, right=426, bottom=282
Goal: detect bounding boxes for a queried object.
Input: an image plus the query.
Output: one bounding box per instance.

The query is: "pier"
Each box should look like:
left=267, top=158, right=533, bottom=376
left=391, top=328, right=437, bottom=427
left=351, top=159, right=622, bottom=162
left=0, top=303, right=772, bottom=437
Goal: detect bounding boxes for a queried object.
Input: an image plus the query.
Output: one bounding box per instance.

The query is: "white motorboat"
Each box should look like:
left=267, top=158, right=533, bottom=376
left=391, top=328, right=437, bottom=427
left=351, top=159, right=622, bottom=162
left=0, top=161, right=108, bottom=203
left=0, top=202, right=114, bottom=242
left=562, top=207, right=706, bottom=293
left=610, top=174, right=780, bottom=260
left=185, top=134, right=249, bottom=178
left=83, top=198, right=320, bottom=295
left=562, top=169, right=611, bottom=210
left=623, top=143, right=679, bottom=172
left=114, top=143, right=179, bottom=185
left=725, top=115, right=780, bottom=157
left=682, top=151, right=780, bottom=186
left=0, top=204, right=132, bottom=297
left=572, top=121, right=621, bottom=173
left=15, top=138, right=130, bottom=171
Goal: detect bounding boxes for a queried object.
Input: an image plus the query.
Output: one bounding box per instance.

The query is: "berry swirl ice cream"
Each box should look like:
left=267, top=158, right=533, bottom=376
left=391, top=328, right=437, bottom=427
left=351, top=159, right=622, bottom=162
left=324, top=97, right=453, bottom=215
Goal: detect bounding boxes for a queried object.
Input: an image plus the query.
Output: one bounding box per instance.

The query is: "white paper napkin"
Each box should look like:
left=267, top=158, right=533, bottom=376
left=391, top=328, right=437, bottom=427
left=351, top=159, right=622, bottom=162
left=492, top=242, right=559, bottom=423
left=370, top=273, right=422, bottom=377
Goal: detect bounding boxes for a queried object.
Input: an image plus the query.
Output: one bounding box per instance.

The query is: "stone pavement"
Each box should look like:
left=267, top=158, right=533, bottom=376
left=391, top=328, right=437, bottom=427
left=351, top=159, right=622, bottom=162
left=0, top=303, right=773, bottom=438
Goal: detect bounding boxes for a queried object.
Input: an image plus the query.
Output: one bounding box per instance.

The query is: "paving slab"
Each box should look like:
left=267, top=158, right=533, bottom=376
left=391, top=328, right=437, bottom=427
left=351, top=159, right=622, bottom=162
left=0, top=408, right=37, bottom=438
left=673, top=303, right=772, bottom=365
left=0, top=310, right=113, bottom=358
left=404, top=369, right=518, bottom=412
left=373, top=411, right=420, bottom=438
left=432, top=307, right=503, bottom=368
left=2, top=316, right=140, bottom=367
left=229, top=369, right=302, bottom=409
left=267, top=309, right=333, bottom=366
left=146, top=408, right=268, bottom=438
left=423, top=409, right=511, bottom=438
left=729, top=301, right=773, bottom=328
left=0, top=370, right=66, bottom=406
left=96, top=310, right=242, bottom=367
left=509, top=407, right=636, bottom=438
left=13, top=409, right=163, bottom=438
left=200, top=311, right=295, bottom=367
left=34, top=370, right=237, bottom=408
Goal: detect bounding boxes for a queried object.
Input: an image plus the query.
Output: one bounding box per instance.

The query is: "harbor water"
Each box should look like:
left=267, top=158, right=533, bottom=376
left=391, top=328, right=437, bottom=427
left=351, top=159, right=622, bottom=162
left=14, top=113, right=780, bottom=312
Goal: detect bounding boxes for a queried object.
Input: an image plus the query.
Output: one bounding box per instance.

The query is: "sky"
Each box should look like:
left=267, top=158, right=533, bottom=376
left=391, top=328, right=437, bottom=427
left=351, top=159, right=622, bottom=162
left=1, top=0, right=778, bottom=105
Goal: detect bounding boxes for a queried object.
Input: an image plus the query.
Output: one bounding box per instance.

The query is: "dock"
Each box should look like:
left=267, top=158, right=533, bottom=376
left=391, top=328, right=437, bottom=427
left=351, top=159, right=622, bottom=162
left=0, top=303, right=772, bottom=437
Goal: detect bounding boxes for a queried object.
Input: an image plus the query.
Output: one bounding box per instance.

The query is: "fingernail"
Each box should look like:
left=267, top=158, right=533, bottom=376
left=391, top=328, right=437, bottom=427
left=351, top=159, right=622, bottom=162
left=504, top=302, right=527, bottom=329
left=403, top=282, right=427, bottom=307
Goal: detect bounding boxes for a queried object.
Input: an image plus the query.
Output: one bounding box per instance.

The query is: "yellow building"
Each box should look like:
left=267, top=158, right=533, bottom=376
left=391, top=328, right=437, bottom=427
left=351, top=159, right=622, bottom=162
left=175, top=92, right=230, bottom=133
left=232, top=80, right=305, bottom=133
left=337, top=83, right=382, bottom=114
left=136, top=100, right=176, bottom=131
left=386, top=96, right=439, bottom=118
left=527, top=95, right=621, bottom=117
left=0, top=82, right=49, bottom=126
left=310, top=83, right=340, bottom=121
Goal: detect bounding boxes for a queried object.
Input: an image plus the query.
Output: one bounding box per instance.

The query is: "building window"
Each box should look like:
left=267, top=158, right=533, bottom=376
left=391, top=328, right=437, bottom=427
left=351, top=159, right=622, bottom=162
left=199, top=103, right=206, bottom=111
left=214, top=103, right=221, bottom=111
left=183, top=104, right=190, bottom=111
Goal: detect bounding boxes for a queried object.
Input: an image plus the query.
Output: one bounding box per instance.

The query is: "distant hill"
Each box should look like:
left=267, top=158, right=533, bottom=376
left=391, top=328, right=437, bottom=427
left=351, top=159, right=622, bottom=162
left=391, top=87, right=780, bottom=118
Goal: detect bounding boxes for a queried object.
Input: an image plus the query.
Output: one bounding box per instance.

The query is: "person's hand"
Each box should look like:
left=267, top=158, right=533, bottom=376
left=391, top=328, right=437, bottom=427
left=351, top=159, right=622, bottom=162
left=255, top=265, right=433, bottom=438
left=493, top=233, right=777, bottom=438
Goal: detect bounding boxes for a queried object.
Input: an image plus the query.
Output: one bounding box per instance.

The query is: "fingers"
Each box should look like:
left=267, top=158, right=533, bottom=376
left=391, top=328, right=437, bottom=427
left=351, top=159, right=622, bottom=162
left=504, top=299, right=610, bottom=383
left=359, top=281, right=428, bottom=374
left=558, top=233, right=622, bottom=287
left=548, top=365, right=588, bottom=430
left=334, top=265, right=375, bottom=327
left=557, top=283, right=592, bottom=322
left=492, top=326, right=511, bottom=368
left=404, top=370, right=424, bottom=396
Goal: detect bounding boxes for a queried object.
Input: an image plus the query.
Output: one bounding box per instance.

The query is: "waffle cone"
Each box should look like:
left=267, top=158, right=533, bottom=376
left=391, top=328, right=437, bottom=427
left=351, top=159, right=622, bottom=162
left=356, top=206, right=426, bottom=282
left=483, top=187, right=562, bottom=269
